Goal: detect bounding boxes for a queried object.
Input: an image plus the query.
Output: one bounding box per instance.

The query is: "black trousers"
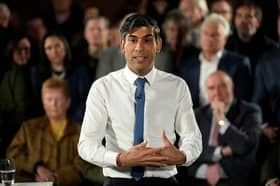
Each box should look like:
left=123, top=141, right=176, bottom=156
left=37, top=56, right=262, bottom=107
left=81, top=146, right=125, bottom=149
left=103, top=176, right=179, bottom=186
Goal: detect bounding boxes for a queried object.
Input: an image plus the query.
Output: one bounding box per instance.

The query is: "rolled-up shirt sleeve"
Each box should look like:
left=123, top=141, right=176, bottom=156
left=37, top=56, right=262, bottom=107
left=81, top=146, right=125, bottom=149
left=78, top=80, right=118, bottom=167
left=175, top=82, right=202, bottom=166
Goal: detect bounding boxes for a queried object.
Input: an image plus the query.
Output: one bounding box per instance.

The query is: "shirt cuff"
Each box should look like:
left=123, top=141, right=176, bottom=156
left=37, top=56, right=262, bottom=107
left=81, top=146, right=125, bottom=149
left=219, top=118, right=230, bottom=134
left=212, top=146, right=222, bottom=161
left=104, top=151, right=119, bottom=167
left=183, top=150, right=193, bottom=166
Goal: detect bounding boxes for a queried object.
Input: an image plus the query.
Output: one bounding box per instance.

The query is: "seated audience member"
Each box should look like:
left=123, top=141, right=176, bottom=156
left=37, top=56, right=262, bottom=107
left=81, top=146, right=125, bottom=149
left=93, top=14, right=133, bottom=79
left=25, top=15, right=48, bottom=65
left=73, top=15, right=110, bottom=82
left=43, top=0, right=84, bottom=48
left=147, top=0, right=170, bottom=28
left=6, top=77, right=82, bottom=186
left=180, top=71, right=261, bottom=186
left=30, top=31, right=91, bottom=123
left=83, top=4, right=100, bottom=18
left=0, top=3, right=10, bottom=29
left=252, top=47, right=280, bottom=182
left=161, top=9, right=199, bottom=74
left=261, top=139, right=280, bottom=186
left=179, top=13, right=252, bottom=108
left=225, top=0, right=278, bottom=72
left=107, top=19, right=122, bottom=47
left=178, top=0, right=209, bottom=48
left=253, top=47, right=280, bottom=143
left=0, top=33, right=32, bottom=157
left=209, top=0, right=233, bottom=25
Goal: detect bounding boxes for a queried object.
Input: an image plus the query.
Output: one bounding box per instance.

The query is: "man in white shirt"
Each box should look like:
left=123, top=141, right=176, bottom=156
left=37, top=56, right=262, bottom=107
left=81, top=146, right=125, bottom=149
left=78, top=14, right=202, bottom=186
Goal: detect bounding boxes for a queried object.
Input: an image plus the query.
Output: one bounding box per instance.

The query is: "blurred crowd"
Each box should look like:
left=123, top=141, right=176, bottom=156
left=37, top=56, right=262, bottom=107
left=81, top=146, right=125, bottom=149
left=0, top=0, right=280, bottom=186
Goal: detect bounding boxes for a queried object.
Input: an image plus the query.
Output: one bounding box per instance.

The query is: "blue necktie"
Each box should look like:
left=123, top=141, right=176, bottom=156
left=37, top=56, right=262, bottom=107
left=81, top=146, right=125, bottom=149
left=131, top=77, right=145, bottom=181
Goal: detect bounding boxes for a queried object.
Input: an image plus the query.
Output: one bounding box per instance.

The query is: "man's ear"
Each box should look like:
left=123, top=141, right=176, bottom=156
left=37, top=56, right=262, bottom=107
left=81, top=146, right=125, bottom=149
left=156, top=38, right=162, bottom=53
left=120, top=39, right=125, bottom=53
left=255, top=20, right=261, bottom=29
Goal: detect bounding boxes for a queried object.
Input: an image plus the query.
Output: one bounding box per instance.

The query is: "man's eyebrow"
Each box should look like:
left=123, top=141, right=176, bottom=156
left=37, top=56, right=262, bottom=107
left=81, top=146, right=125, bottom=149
left=127, top=34, right=154, bottom=38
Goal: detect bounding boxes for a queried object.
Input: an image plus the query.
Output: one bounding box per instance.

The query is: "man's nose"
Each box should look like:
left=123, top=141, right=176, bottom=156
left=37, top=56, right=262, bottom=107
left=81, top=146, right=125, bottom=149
left=135, top=40, right=144, bottom=51
left=50, top=99, right=58, bottom=106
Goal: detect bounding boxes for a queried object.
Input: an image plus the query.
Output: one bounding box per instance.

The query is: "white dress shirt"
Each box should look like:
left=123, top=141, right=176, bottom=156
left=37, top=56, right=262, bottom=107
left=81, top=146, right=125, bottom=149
left=78, top=65, right=202, bottom=179
left=199, top=51, right=223, bottom=106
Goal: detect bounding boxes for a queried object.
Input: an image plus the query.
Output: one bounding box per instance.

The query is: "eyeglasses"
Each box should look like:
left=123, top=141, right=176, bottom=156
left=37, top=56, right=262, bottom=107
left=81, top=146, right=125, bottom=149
left=14, top=47, right=30, bottom=52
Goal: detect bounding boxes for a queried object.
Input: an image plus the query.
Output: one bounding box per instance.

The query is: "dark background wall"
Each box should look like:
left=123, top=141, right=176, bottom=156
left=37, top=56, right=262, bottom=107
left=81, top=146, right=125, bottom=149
left=0, top=0, right=180, bottom=21
left=0, top=0, right=278, bottom=40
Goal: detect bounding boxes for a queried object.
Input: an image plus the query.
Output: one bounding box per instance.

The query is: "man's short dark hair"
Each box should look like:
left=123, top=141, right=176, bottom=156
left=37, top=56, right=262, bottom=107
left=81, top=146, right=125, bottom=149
left=120, top=14, right=161, bottom=41
left=234, top=0, right=263, bottom=22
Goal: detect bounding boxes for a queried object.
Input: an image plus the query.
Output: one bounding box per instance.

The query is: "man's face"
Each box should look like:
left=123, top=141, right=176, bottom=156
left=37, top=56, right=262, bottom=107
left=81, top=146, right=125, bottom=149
left=0, top=10, right=10, bottom=28
left=84, top=19, right=108, bottom=47
left=206, top=73, right=233, bottom=106
left=163, top=19, right=179, bottom=50
left=27, top=18, right=47, bottom=41
left=234, top=5, right=260, bottom=40
left=200, top=22, right=227, bottom=55
left=42, top=88, right=70, bottom=121
left=52, top=0, right=72, bottom=12
left=120, top=26, right=161, bottom=76
left=211, top=1, right=232, bottom=23
left=179, top=0, right=202, bottom=26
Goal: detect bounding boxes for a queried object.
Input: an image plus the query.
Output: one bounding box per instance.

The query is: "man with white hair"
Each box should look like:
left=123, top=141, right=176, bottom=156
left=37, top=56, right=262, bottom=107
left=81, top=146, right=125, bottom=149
left=0, top=3, right=10, bottom=28
left=179, top=13, right=252, bottom=108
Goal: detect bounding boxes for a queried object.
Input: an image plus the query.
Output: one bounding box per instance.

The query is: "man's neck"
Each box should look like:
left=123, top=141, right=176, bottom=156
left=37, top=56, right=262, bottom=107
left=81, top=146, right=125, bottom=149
left=202, top=52, right=215, bottom=61
left=88, top=44, right=103, bottom=56
left=238, top=32, right=252, bottom=43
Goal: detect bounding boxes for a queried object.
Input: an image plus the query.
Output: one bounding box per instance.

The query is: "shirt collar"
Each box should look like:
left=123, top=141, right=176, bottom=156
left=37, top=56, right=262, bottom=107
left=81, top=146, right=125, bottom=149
left=199, top=50, right=224, bottom=63
left=124, top=65, right=156, bottom=86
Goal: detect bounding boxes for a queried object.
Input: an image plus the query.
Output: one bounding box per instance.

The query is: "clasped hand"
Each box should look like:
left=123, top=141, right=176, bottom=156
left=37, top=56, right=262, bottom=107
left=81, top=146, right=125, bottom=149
left=35, top=165, right=57, bottom=182
left=118, top=130, right=186, bottom=168
left=210, top=99, right=226, bottom=121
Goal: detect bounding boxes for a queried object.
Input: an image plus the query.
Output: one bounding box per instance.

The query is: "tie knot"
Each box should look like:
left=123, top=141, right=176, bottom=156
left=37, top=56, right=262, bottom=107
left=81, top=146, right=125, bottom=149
left=135, top=78, right=145, bottom=88
left=135, top=78, right=145, bottom=99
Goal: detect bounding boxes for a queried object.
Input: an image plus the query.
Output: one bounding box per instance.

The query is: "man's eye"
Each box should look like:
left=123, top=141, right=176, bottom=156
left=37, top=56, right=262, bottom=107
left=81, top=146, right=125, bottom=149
left=144, top=38, right=153, bottom=43
left=128, top=38, right=137, bottom=43
left=45, top=47, right=52, bottom=51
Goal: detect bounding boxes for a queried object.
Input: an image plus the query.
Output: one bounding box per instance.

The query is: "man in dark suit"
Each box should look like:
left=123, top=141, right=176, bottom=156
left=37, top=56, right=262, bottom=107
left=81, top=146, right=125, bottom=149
left=180, top=71, right=262, bottom=186
left=179, top=13, right=252, bottom=108
left=252, top=47, right=280, bottom=185
left=253, top=47, right=280, bottom=145
left=225, top=0, right=278, bottom=73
